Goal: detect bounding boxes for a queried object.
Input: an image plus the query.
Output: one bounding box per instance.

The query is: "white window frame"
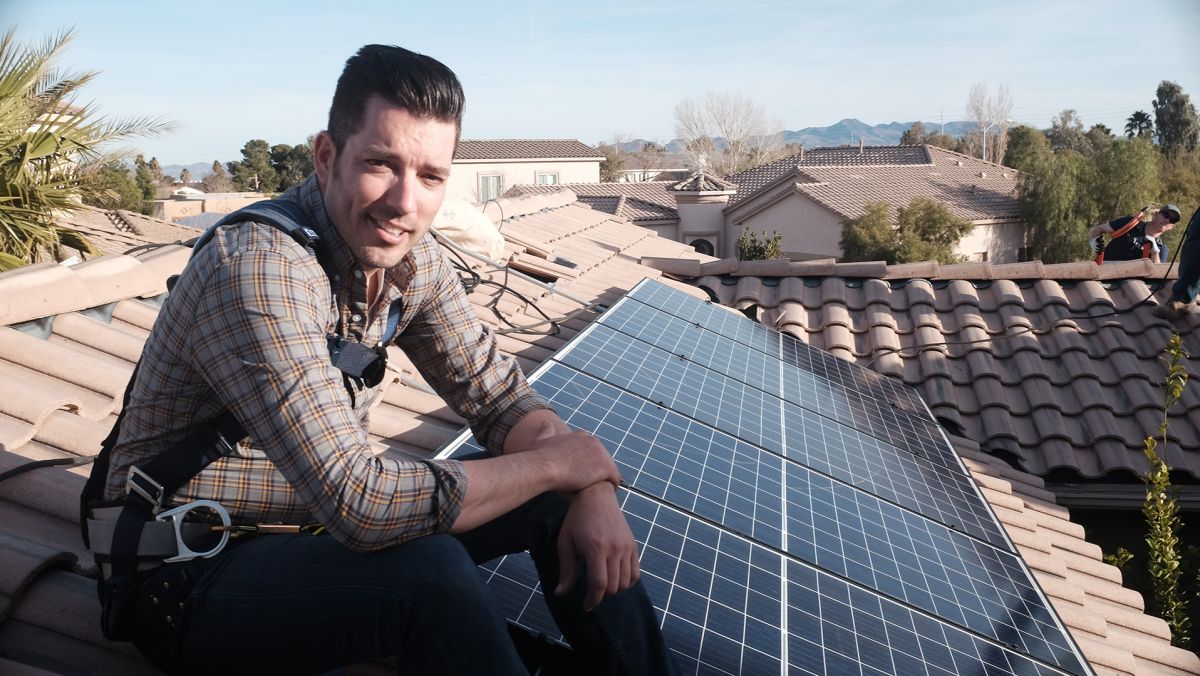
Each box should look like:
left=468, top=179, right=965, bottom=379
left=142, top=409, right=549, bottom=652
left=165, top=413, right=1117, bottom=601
left=478, top=173, right=503, bottom=202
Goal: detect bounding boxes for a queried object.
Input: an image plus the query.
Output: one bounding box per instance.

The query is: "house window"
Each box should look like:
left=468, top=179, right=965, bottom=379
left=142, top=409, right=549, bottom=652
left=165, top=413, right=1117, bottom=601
left=479, top=174, right=503, bottom=202
left=536, top=172, right=559, bottom=185
left=690, top=239, right=715, bottom=256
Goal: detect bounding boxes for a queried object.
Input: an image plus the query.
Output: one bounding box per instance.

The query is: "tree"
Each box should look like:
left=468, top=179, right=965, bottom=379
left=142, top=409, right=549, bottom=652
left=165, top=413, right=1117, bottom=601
left=1153, top=80, right=1199, bottom=159
left=597, top=142, right=626, bottom=182
left=1003, top=125, right=1050, bottom=173
left=1085, top=123, right=1115, bottom=154
left=271, top=138, right=314, bottom=192
left=1046, top=109, right=1088, bottom=154
left=735, top=228, right=783, bottom=260
left=1125, top=110, right=1155, bottom=139
left=1090, top=137, right=1161, bottom=219
left=1016, top=147, right=1096, bottom=263
left=894, top=197, right=972, bottom=263
left=82, top=161, right=143, bottom=211
left=0, top=28, right=172, bottom=269
left=900, top=122, right=927, bottom=145
left=966, top=83, right=1013, bottom=164
left=840, top=198, right=971, bottom=264
left=133, top=154, right=156, bottom=202
left=201, top=159, right=233, bottom=193
left=673, top=92, right=786, bottom=176
left=839, top=202, right=894, bottom=262
left=179, top=167, right=192, bottom=184
left=924, top=132, right=959, bottom=152
left=228, top=139, right=278, bottom=192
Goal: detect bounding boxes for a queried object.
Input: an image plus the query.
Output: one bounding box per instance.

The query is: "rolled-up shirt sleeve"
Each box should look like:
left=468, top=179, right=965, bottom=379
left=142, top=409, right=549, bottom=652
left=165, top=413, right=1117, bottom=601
left=186, top=239, right=466, bottom=551
left=394, top=248, right=552, bottom=453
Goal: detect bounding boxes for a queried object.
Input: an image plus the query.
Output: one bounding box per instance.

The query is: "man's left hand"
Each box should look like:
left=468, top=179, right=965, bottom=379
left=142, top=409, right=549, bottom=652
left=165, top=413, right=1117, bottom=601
left=555, top=482, right=640, bottom=611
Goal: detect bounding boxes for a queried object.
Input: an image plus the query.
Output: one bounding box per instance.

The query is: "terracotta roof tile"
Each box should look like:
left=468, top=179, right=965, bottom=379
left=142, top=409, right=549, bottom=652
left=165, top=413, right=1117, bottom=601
left=55, top=206, right=198, bottom=257
left=667, top=172, right=737, bottom=192
left=505, top=183, right=680, bottom=223
left=693, top=262, right=1199, bottom=482
left=2, top=191, right=1194, bottom=673
left=454, top=139, right=603, bottom=160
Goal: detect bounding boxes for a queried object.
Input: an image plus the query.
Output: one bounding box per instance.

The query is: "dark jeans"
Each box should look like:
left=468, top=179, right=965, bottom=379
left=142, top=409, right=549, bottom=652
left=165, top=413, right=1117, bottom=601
left=127, top=493, right=676, bottom=675
left=1170, top=207, right=1200, bottom=303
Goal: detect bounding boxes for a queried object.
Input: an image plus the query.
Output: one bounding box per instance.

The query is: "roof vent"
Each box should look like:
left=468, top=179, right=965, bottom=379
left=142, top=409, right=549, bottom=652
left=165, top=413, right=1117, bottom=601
left=978, top=171, right=987, bottom=178
left=859, top=139, right=864, bottom=154
left=1002, top=172, right=1011, bottom=178
left=955, top=160, right=963, bottom=167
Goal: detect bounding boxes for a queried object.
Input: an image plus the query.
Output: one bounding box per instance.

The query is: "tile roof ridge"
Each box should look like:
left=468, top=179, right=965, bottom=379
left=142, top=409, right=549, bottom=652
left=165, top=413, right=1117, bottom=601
left=482, top=189, right=576, bottom=222
left=927, top=144, right=1016, bottom=171
left=104, top=209, right=135, bottom=234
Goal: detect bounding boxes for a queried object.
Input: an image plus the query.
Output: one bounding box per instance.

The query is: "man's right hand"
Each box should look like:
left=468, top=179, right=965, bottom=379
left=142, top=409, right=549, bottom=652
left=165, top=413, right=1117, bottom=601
left=1091, top=236, right=1105, bottom=254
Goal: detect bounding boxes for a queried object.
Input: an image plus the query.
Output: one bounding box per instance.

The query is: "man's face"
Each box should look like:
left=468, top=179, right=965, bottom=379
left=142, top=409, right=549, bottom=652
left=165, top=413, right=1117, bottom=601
left=314, top=96, right=457, bottom=275
left=1147, top=211, right=1177, bottom=238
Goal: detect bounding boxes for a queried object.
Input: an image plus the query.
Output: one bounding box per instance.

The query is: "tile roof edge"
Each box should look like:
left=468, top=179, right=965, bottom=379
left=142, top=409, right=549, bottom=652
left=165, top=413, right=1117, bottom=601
left=948, top=437, right=1200, bottom=673
left=0, top=253, right=175, bottom=326
left=481, top=189, right=577, bottom=222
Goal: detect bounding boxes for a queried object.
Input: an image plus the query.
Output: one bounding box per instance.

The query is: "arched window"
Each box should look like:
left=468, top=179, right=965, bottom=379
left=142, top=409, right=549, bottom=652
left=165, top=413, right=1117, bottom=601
left=690, top=238, right=714, bottom=256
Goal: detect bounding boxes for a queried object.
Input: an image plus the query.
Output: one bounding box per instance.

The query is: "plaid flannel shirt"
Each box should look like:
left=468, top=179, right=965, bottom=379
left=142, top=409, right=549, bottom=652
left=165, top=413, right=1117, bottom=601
left=104, top=175, right=550, bottom=551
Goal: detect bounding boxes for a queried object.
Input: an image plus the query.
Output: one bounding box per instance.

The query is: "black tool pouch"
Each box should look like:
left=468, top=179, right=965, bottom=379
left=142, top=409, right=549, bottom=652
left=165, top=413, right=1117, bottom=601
left=101, top=563, right=198, bottom=643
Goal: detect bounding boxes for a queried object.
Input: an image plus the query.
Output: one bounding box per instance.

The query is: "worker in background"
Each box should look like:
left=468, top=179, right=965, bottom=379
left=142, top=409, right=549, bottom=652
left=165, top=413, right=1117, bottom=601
left=1090, top=204, right=1181, bottom=264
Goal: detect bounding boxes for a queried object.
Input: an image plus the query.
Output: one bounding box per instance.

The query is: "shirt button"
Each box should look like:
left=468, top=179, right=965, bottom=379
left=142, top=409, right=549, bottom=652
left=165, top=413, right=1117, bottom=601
left=352, top=314, right=362, bottom=322
left=354, top=270, right=363, bottom=279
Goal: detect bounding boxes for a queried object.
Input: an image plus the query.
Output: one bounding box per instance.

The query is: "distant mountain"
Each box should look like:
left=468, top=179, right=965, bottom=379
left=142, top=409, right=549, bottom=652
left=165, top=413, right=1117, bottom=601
left=620, top=119, right=980, bottom=155
left=162, top=162, right=216, bottom=181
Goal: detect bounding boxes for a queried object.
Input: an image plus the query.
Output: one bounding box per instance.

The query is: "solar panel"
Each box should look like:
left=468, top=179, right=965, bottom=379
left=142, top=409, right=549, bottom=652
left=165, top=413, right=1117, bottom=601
left=437, top=279, right=1089, bottom=675
left=595, top=297, right=951, bottom=466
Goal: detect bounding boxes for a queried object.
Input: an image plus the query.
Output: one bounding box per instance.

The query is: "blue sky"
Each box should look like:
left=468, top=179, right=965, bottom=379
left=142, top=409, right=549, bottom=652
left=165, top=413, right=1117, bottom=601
left=7, top=0, right=1199, bottom=165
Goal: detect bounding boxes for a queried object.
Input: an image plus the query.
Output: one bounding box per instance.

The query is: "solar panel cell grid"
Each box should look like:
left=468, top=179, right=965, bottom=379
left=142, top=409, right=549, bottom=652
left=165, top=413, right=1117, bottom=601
left=592, top=302, right=954, bottom=470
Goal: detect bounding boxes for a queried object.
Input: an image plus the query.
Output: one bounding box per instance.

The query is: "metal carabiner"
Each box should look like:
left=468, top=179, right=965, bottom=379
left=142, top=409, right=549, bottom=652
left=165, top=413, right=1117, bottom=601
left=156, top=499, right=232, bottom=563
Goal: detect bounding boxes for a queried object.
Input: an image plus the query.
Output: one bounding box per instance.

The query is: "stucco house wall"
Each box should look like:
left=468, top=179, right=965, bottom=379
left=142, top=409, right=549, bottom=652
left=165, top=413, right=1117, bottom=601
left=732, top=193, right=1026, bottom=263
left=957, top=221, right=1025, bottom=263
left=733, top=196, right=845, bottom=261
left=448, top=160, right=600, bottom=203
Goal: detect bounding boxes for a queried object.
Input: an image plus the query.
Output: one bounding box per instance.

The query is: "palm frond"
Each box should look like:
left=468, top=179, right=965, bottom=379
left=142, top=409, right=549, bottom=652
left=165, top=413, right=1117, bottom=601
left=0, top=27, right=177, bottom=268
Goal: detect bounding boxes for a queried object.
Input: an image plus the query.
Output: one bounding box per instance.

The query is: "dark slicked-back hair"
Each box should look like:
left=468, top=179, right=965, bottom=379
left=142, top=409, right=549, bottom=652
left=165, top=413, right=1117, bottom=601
left=327, top=44, right=464, bottom=151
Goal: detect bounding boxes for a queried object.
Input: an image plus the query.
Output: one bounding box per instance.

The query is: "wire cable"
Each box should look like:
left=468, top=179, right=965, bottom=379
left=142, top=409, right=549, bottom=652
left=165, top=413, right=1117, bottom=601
left=0, top=455, right=94, bottom=484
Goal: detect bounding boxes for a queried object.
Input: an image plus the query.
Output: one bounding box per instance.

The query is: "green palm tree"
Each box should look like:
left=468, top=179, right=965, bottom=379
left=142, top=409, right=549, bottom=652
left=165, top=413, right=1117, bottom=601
left=0, top=28, right=175, bottom=270
left=1124, top=110, right=1154, bottom=139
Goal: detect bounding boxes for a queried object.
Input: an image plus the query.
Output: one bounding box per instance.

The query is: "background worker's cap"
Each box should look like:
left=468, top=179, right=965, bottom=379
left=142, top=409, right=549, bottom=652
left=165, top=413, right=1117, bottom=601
left=1161, top=204, right=1182, bottom=223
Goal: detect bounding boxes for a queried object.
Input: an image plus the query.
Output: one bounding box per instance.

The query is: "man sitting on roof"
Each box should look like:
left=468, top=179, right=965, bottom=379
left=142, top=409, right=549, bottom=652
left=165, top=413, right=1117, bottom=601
left=1089, top=204, right=1181, bottom=263
left=85, top=44, right=675, bottom=675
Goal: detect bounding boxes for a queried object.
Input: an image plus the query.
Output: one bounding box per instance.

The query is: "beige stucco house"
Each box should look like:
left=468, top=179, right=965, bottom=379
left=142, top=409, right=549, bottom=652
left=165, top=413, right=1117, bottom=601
left=510, top=144, right=1026, bottom=263
left=449, top=139, right=603, bottom=204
